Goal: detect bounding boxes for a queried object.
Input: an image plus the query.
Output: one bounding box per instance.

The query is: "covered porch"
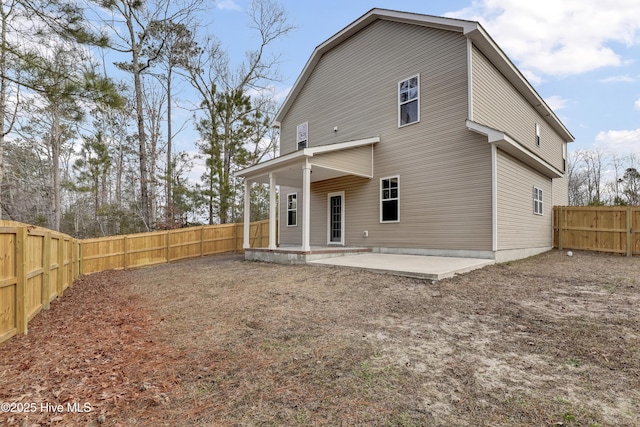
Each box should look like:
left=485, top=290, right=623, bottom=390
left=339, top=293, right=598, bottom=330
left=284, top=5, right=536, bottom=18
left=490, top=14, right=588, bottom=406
left=236, top=137, right=379, bottom=258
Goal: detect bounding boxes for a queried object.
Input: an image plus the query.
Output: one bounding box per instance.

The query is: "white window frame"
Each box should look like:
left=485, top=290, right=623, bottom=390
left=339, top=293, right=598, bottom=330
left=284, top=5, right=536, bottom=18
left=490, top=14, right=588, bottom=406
left=296, top=122, right=308, bottom=150
left=398, top=75, right=420, bottom=127
left=380, top=176, right=400, bottom=223
left=533, top=186, right=543, bottom=215
left=286, top=193, right=297, bottom=227
left=327, top=191, right=345, bottom=245
left=535, top=123, right=541, bottom=147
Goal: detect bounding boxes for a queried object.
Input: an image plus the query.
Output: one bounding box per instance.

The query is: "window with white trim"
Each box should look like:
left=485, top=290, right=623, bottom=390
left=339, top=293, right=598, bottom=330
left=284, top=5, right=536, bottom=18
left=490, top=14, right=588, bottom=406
left=398, top=75, right=419, bottom=127
left=380, top=176, right=399, bottom=222
left=287, top=193, right=297, bottom=226
left=533, top=187, right=543, bottom=215
left=535, top=123, right=541, bottom=147
left=296, top=122, right=308, bottom=150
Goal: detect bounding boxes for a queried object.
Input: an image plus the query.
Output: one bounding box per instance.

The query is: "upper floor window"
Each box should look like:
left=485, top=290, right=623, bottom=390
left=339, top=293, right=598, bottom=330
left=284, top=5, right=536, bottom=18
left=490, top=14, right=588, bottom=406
left=297, top=122, right=308, bottom=150
left=533, top=186, right=543, bottom=215
left=398, top=75, right=419, bottom=127
left=535, top=123, right=541, bottom=147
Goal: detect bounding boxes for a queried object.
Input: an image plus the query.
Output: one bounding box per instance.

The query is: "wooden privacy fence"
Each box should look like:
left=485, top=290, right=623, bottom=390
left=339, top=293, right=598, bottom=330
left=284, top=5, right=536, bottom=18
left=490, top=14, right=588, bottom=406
left=554, top=206, right=640, bottom=256
left=0, top=219, right=271, bottom=344
left=0, top=220, right=80, bottom=344
left=81, top=220, right=270, bottom=273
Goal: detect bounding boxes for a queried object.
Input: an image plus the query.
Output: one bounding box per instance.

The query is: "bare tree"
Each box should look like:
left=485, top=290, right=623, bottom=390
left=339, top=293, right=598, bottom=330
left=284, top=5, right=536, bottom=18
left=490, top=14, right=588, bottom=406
left=581, top=149, right=605, bottom=205
left=185, top=0, right=293, bottom=224
left=0, top=1, right=21, bottom=219
left=142, top=77, right=167, bottom=227
left=567, top=150, right=586, bottom=206
left=145, top=19, right=195, bottom=225
left=94, top=0, right=201, bottom=229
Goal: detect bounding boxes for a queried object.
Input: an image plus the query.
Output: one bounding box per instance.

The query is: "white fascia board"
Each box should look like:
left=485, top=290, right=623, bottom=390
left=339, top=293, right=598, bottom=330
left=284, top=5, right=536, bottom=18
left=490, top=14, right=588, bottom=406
left=306, top=136, right=380, bottom=155
left=236, top=150, right=308, bottom=179
left=466, top=120, right=562, bottom=179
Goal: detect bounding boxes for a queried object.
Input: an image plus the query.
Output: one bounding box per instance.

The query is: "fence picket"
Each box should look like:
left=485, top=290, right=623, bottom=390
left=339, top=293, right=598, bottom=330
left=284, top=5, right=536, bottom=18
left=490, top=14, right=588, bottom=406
left=554, top=206, right=639, bottom=257
left=0, top=220, right=271, bottom=345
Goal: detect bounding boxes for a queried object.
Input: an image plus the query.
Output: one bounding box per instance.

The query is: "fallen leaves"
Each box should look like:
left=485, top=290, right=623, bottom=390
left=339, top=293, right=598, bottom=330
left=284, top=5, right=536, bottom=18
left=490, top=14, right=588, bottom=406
left=0, top=270, right=183, bottom=425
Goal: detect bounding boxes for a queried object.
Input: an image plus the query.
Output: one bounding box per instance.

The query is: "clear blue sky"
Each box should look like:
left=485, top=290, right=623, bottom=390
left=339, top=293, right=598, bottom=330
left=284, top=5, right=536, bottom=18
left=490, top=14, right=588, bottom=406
left=177, top=0, right=640, bottom=160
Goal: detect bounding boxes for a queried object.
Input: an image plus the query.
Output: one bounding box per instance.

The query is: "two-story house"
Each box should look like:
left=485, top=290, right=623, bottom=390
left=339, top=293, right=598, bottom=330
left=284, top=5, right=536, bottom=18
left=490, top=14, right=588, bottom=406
left=237, top=8, right=573, bottom=264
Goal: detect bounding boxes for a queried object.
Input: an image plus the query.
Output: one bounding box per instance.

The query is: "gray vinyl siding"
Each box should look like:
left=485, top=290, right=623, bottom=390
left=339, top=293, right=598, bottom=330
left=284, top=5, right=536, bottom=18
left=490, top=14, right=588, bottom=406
left=278, top=20, right=492, bottom=251
left=497, top=149, right=553, bottom=250
left=281, top=20, right=470, bottom=154
left=471, top=46, right=565, bottom=172
left=552, top=176, right=569, bottom=206
left=311, top=145, right=373, bottom=177
left=309, top=176, right=370, bottom=245
left=279, top=185, right=302, bottom=245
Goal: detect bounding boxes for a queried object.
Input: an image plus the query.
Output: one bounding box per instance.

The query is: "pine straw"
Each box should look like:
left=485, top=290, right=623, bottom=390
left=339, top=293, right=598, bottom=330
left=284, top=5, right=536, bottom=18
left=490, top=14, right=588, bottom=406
left=1, top=251, right=639, bottom=426
left=0, top=271, right=184, bottom=426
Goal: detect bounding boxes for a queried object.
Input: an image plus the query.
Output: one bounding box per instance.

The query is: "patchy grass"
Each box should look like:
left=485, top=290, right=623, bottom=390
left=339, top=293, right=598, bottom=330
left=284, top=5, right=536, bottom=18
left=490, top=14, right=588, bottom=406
left=1, top=250, right=638, bottom=426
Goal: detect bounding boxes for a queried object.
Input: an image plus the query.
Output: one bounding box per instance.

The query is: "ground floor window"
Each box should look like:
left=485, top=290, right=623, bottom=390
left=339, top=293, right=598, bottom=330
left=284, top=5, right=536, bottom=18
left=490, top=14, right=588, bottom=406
left=380, top=176, right=399, bottom=222
left=287, top=193, right=297, bottom=226
left=533, top=186, right=543, bottom=215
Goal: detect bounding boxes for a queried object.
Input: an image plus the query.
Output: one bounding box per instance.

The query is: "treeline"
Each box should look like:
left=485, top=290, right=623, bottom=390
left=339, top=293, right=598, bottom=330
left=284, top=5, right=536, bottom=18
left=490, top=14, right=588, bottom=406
left=0, top=0, right=291, bottom=238
left=568, top=150, right=640, bottom=206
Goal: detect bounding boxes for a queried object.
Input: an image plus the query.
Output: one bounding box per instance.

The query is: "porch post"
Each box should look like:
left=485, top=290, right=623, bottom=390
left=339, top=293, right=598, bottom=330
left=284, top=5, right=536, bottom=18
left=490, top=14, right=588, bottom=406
left=268, top=173, right=277, bottom=249
left=302, top=160, right=311, bottom=252
left=243, top=179, right=251, bottom=249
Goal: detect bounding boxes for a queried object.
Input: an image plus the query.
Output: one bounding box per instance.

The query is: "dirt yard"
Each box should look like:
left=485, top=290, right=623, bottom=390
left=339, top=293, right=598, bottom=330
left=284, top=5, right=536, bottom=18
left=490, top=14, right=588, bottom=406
left=0, top=250, right=638, bottom=426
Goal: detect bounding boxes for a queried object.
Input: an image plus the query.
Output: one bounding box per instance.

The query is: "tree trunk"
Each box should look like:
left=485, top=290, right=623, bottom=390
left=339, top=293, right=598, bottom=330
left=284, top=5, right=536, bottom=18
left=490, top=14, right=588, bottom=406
left=166, top=68, right=172, bottom=223
left=0, top=4, right=8, bottom=220
left=132, top=45, right=150, bottom=230
left=116, top=140, right=123, bottom=208
left=50, top=113, right=61, bottom=231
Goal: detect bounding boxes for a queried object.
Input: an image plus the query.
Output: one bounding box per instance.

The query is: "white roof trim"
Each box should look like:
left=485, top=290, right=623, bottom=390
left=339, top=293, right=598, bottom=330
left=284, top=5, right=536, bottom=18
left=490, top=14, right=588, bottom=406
left=466, top=120, right=562, bottom=179
left=274, top=8, right=573, bottom=143
left=464, top=26, right=573, bottom=142
left=236, top=137, right=380, bottom=179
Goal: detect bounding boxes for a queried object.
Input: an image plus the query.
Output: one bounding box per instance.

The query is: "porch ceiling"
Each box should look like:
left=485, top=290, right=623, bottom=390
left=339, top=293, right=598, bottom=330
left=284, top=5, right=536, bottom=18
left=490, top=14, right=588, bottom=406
left=246, top=164, right=365, bottom=187
left=237, top=136, right=380, bottom=187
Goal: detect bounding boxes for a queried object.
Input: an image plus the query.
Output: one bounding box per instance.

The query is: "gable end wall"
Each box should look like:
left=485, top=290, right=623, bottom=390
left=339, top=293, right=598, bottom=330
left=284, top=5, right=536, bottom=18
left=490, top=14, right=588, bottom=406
left=279, top=20, right=493, bottom=252
left=472, top=46, right=565, bottom=172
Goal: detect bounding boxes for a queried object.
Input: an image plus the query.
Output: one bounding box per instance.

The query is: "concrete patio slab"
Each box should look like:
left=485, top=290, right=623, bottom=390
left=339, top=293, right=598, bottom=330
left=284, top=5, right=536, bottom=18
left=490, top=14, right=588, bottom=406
left=308, top=253, right=495, bottom=280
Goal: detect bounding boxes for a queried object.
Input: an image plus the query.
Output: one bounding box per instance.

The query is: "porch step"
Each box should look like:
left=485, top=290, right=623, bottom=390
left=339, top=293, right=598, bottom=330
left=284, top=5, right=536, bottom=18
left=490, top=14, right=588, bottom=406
left=245, top=247, right=372, bottom=264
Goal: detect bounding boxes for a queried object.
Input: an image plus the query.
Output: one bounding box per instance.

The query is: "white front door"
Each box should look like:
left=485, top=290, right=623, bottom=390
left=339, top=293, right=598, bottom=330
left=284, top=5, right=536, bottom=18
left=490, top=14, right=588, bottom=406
left=327, top=192, right=345, bottom=245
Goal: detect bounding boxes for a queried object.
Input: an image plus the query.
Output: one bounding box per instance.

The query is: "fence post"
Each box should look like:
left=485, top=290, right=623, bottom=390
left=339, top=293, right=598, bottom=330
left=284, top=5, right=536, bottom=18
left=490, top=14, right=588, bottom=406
left=123, top=236, right=128, bottom=270
left=42, top=232, right=51, bottom=310
left=72, top=240, right=79, bottom=281
left=57, top=236, right=64, bottom=297
left=166, top=230, right=171, bottom=263
left=79, top=241, right=84, bottom=275
left=626, top=207, right=632, bottom=257
left=235, top=223, right=239, bottom=253
left=200, top=226, right=205, bottom=257
left=558, top=207, right=564, bottom=251
left=15, top=226, right=28, bottom=335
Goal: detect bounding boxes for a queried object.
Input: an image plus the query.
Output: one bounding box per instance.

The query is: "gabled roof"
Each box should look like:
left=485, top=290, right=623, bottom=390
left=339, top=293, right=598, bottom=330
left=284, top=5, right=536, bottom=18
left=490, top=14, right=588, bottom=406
left=275, top=8, right=574, bottom=143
